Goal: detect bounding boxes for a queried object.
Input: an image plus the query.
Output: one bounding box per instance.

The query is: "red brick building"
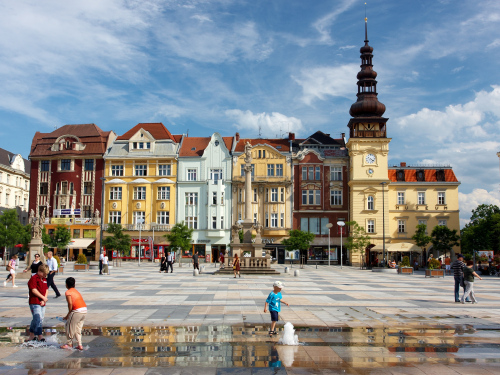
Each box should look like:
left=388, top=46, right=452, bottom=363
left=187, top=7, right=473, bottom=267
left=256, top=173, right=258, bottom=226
left=292, top=131, right=349, bottom=264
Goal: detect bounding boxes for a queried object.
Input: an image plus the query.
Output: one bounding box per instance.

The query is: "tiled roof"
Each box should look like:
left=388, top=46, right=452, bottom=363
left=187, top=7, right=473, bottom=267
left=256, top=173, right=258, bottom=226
left=0, top=148, right=30, bottom=173
left=234, top=138, right=290, bottom=152
left=222, top=137, right=233, bottom=151
left=116, top=123, right=177, bottom=141
left=29, top=124, right=111, bottom=158
left=179, top=137, right=211, bottom=157
left=388, top=168, right=459, bottom=183
left=298, top=131, right=344, bottom=146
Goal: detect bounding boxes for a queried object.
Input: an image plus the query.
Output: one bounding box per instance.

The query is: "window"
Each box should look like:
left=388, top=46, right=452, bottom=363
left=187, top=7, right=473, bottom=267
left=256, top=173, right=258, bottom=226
left=240, top=164, right=255, bottom=177
left=133, top=186, right=146, bottom=200
left=367, top=196, right=374, bottom=210
left=41, top=161, right=50, bottom=171
left=135, top=164, right=147, bottom=176
left=5, top=193, right=9, bottom=205
left=210, top=169, right=222, bottom=183
left=438, top=192, right=446, bottom=205
left=265, top=188, right=268, bottom=202
left=221, top=192, right=224, bottom=205
left=133, top=211, right=145, bottom=225
left=157, top=186, right=170, bottom=200
left=280, top=213, right=284, bottom=228
left=82, top=206, right=91, bottom=218
left=302, top=190, right=307, bottom=205
left=267, top=164, right=275, bottom=176
left=239, top=189, right=243, bottom=202
left=84, top=182, right=92, bottom=195
left=310, top=218, right=320, bottom=234
left=271, top=188, right=278, bottom=202
left=6, top=174, right=10, bottom=184
left=24, top=198, right=27, bottom=208
left=398, top=220, right=406, bottom=233
left=316, top=190, right=321, bottom=205
left=73, top=229, right=81, bottom=238
left=60, top=159, right=71, bottom=171
left=418, top=192, right=426, bottom=205
left=109, top=211, right=122, bottom=224
left=186, top=216, right=197, bottom=229
left=25, top=181, right=28, bottom=190
left=158, top=164, right=171, bottom=176
left=187, top=169, right=197, bottom=181
left=302, top=167, right=307, bottom=180
left=301, top=190, right=320, bottom=205
left=367, top=220, right=375, bottom=233
left=40, top=182, right=49, bottom=195
left=300, top=218, right=308, bottom=231
left=265, top=213, right=269, bottom=227
left=397, top=192, right=405, bottom=205
left=253, top=188, right=257, bottom=202
left=418, top=219, right=427, bottom=227
left=280, top=188, right=284, bottom=202
left=308, top=167, right=314, bottom=180
left=185, top=192, right=198, bottom=205
left=84, top=159, right=94, bottom=171
left=221, top=216, right=224, bottom=229
left=276, top=164, right=283, bottom=176
left=110, top=187, right=122, bottom=200
left=330, top=190, right=342, bottom=205
left=254, top=213, right=257, bottom=224
left=212, top=192, right=217, bottom=205
left=157, top=211, right=169, bottom=225
left=111, top=165, right=124, bottom=176
left=212, top=216, right=217, bottom=229
left=315, top=166, right=320, bottom=180
left=271, top=213, right=278, bottom=228
left=438, top=219, right=447, bottom=227
left=61, top=181, right=68, bottom=194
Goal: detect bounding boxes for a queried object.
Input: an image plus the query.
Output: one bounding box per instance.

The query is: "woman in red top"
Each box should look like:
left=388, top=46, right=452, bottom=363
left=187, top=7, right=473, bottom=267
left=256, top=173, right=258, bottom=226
left=233, top=254, right=240, bottom=278
left=61, top=277, right=87, bottom=350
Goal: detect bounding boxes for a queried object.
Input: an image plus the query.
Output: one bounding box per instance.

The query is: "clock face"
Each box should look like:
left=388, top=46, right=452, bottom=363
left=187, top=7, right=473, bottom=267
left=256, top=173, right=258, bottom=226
left=368, top=169, right=374, bottom=175
left=365, top=154, right=376, bottom=164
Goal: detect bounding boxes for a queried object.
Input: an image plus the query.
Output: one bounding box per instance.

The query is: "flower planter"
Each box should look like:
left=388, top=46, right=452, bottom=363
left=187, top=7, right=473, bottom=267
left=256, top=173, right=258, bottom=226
left=56, top=266, right=64, bottom=275
left=399, top=266, right=414, bottom=275
left=425, top=269, right=445, bottom=278
left=74, top=264, right=89, bottom=272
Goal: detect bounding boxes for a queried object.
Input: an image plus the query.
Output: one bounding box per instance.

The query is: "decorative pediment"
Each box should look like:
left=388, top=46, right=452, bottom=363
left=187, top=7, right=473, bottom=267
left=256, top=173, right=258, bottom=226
left=51, top=135, right=86, bottom=152
left=129, top=129, right=155, bottom=142
left=294, top=149, right=325, bottom=162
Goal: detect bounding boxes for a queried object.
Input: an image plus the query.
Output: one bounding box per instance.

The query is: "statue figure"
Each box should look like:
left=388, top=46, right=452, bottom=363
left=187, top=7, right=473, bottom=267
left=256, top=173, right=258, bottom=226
left=30, top=209, right=34, bottom=221
left=253, top=222, right=263, bottom=235
left=232, top=223, right=242, bottom=244
left=32, top=213, right=42, bottom=240
left=244, top=142, right=252, bottom=164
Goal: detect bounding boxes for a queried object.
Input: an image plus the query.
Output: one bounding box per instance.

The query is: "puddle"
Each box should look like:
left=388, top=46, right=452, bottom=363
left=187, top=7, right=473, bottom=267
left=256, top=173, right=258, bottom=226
left=0, top=324, right=499, bottom=369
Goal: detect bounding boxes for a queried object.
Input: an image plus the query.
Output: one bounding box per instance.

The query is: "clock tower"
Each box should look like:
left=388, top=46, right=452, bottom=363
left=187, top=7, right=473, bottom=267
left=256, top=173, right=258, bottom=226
left=346, top=18, right=391, bottom=266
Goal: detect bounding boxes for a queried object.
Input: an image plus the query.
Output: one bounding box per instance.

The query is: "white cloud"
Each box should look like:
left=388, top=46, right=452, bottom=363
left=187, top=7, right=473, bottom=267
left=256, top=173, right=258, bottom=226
left=225, top=109, right=304, bottom=137
left=312, top=0, right=357, bottom=44
left=459, top=189, right=500, bottom=227
left=339, top=45, right=356, bottom=50
left=451, top=66, right=464, bottom=74
left=293, top=64, right=359, bottom=105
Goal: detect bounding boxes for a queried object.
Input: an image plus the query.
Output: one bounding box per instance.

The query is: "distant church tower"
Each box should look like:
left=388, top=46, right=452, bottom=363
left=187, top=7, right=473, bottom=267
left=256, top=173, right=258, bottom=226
left=347, top=17, right=391, bottom=266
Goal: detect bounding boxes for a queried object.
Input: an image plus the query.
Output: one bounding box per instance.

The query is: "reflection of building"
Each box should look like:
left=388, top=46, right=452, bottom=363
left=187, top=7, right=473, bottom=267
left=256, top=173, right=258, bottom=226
left=231, top=134, right=293, bottom=259
left=29, top=124, right=116, bottom=260
left=0, top=148, right=30, bottom=224
left=103, top=123, right=182, bottom=259
left=177, top=133, right=234, bottom=260
left=292, top=131, right=349, bottom=264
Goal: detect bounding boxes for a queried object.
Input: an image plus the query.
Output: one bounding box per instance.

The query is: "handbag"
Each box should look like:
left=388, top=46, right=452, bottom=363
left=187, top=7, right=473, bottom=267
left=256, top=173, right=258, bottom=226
left=6, top=265, right=10, bottom=271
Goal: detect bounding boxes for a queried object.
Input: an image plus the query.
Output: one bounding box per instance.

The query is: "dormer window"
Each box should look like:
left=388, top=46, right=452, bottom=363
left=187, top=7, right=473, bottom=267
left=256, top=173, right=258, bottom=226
left=416, top=170, right=425, bottom=182
left=436, top=170, right=445, bottom=182
left=214, top=140, right=219, bottom=147
left=131, top=142, right=151, bottom=150
left=396, top=170, right=405, bottom=182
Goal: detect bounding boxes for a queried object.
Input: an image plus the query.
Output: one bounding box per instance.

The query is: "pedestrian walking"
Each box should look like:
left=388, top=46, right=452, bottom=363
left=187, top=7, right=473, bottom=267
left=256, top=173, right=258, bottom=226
left=4, top=255, right=18, bottom=288
left=452, top=254, right=470, bottom=303
left=26, top=264, right=49, bottom=342
left=46, top=252, right=61, bottom=298
left=264, top=281, right=289, bottom=336
left=159, top=254, right=167, bottom=273
left=233, top=253, right=240, bottom=278
left=166, top=251, right=174, bottom=273
left=60, top=277, right=87, bottom=350
left=23, top=254, right=42, bottom=276
left=220, top=251, right=225, bottom=269
left=99, top=251, right=104, bottom=275
left=461, top=260, right=482, bottom=304
left=192, top=251, right=200, bottom=271
left=445, top=256, right=451, bottom=272
left=102, top=252, right=109, bottom=274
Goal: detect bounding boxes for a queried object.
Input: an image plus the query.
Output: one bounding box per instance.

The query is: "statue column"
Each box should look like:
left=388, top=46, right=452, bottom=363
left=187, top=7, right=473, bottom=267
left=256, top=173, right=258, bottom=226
left=244, top=165, right=252, bottom=222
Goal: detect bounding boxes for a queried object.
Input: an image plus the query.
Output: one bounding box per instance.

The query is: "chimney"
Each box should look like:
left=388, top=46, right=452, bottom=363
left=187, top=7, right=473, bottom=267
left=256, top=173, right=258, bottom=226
left=288, top=132, right=295, bottom=141
left=235, top=132, right=240, bottom=141
left=400, top=162, right=407, bottom=167
left=341, top=132, right=345, bottom=138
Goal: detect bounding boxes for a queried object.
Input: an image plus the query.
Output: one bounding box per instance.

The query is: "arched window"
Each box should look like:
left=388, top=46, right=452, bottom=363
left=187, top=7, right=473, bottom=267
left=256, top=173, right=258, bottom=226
left=367, top=196, right=374, bottom=210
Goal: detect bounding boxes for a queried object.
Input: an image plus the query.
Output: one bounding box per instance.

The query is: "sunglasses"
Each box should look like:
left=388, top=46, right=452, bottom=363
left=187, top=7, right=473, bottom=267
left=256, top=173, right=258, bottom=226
left=35, top=255, right=40, bottom=258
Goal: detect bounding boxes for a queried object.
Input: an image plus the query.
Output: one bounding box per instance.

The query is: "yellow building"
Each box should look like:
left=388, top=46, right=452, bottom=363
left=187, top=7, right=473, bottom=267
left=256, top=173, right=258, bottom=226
left=231, top=135, right=293, bottom=258
left=103, top=123, right=182, bottom=258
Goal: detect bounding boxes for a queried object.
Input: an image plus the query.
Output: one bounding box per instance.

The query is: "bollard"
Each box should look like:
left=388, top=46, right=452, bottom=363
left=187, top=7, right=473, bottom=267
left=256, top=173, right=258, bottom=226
left=193, top=269, right=199, bottom=276
left=201, top=265, right=205, bottom=274
left=284, top=267, right=289, bottom=273
left=294, top=270, right=300, bottom=277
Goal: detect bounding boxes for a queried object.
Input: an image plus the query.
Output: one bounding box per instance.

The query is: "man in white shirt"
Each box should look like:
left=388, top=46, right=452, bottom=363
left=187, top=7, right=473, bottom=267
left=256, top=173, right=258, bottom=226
left=46, top=251, right=61, bottom=298
left=99, top=251, right=104, bottom=275
left=166, top=252, right=174, bottom=273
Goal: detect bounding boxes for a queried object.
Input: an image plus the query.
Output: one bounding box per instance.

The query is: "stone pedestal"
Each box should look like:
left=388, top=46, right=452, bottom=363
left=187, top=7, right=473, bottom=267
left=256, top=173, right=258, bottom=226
left=28, top=238, right=45, bottom=264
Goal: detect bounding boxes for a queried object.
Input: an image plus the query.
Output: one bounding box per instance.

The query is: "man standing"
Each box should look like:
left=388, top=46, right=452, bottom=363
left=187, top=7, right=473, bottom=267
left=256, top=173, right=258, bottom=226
left=192, top=251, right=200, bottom=271
left=451, top=254, right=469, bottom=303
left=99, top=251, right=104, bottom=275
left=166, top=252, right=174, bottom=273
left=26, top=265, right=49, bottom=342
left=46, top=252, right=61, bottom=298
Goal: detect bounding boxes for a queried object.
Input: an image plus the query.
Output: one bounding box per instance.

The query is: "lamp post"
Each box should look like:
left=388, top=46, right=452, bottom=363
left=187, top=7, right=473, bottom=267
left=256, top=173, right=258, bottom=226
left=151, top=222, right=156, bottom=262
left=380, top=182, right=387, bottom=267
left=137, top=218, right=145, bottom=266
left=100, top=177, right=106, bottom=260
left=326, top=223, right=333, bottom=267
left=337, top=220, right=345, bottom=270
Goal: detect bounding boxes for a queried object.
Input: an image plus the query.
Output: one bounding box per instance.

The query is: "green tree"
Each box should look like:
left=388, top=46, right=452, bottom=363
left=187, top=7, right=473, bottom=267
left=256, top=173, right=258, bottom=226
left=44, top=225, right=72, bottom=251
left=345, top=221, right=371, bottom=269
left=102, top=223, right=132, bottom=256
left=0, top=209, right=24, bottom=259
left=281, top=230, right=315, bottom=253
left=431, top=225, right=460, bottom=257
left=461, top=204, right=500, bottom=255
left=19, top=224, right=32, bottom=250
left=164, top=221, right=193, bottom=262
left=412, top=224, right=432, bottom=250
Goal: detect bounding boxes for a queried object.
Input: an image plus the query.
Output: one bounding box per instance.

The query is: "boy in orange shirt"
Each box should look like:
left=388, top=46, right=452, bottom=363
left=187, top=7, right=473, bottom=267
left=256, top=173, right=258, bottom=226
left=60, top=277, right=87, bottom=350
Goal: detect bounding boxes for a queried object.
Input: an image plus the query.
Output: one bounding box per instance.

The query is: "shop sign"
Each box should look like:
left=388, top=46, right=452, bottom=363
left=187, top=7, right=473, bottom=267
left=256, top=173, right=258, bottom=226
left=51, top=218, right=73, bottom=225
left=196, top=239, right=211, bottom=243
left=132, top=238, right=150, bottom=243
left=75, top=218, right=92, bottom=224
left=262, top=238, right=275, bottom=244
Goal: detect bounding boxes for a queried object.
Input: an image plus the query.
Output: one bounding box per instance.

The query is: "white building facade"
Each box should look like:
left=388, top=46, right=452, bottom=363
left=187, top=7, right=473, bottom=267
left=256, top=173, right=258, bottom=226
left=0, top=148, right=30, bottom=224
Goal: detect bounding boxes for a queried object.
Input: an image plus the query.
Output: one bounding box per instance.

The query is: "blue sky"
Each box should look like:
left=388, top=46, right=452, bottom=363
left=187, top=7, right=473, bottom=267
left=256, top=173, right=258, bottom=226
left=1, top=0, right=499, bottom=226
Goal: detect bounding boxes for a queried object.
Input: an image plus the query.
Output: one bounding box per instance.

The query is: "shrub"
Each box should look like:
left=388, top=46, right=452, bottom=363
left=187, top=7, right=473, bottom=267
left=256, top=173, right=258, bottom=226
left=76, top=254, right=88, bottom=264
left=464, top=253, right=473, bottom=261
left=53, top=255, right=61, bottom=268
left=478, top=255, right=488, bottom=263
left=401, top=256, right=410, bottom=267
left=428, top=258, right=441, bottom=270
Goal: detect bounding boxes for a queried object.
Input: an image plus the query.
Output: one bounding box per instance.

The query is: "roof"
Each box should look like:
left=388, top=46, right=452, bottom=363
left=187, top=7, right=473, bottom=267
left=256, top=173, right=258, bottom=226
left=116, top=123, right=178, bottom=141
left=222, top=137, right=233, bottom=151
left=0, top=148, right=30, bottom=173
left=179, top=137, right=211, bottom=157
left=296, top=131, right=344, bottom=147
left=234, top=138, right=291, bottom=153
left=388, top=168, right=459, bottom=183
left=29, top=124, right=112, bottom=158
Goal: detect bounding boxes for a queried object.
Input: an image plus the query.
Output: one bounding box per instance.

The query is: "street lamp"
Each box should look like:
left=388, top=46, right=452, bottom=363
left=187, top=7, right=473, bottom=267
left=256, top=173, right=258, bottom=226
left=100, top=177, right=106, bottom=260
left=325, top=223, right=333, bottom=267
left=337, top=221, right=345, bottom=270
left=380, top=182, right=387, bottom=267
left=137, top=218, right=145, bottom=266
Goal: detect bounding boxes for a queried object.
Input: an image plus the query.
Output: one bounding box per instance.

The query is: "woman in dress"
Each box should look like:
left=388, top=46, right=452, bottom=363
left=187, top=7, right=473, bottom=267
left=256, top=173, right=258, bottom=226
left=24, top=254, right=42, bottom=276
left=4, top=255, right=18, bottom=287
left=233, top=253, right=240, bottom=278
left=159, top=254, right=167, bottom=273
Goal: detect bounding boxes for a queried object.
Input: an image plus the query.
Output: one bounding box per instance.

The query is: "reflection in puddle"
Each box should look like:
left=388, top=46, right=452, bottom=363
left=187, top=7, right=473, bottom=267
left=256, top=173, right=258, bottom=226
left=0, top=324, right=499, bottom=369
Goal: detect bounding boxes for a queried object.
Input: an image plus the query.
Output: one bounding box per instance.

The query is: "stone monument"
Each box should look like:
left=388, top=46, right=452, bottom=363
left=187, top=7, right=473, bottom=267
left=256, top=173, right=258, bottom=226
left=27, top=209, right=46, bottom=265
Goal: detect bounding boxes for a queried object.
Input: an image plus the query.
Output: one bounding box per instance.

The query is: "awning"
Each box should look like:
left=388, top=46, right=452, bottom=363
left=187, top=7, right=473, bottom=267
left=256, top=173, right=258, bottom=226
left=67, top=238, right=95, bottom=249
left=370, top=242, right=422, bottom=252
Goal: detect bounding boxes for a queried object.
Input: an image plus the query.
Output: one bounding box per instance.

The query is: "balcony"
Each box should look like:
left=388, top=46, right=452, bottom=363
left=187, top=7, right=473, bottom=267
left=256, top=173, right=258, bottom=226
left=106, top=224, right=172, bottom=232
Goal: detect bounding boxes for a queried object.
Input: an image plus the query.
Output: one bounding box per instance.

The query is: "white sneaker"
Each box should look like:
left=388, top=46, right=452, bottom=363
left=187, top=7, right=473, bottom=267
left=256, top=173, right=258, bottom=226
left=3, top=281, right=6, bottom=287
left=12, top=285, right=18, bottom=288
